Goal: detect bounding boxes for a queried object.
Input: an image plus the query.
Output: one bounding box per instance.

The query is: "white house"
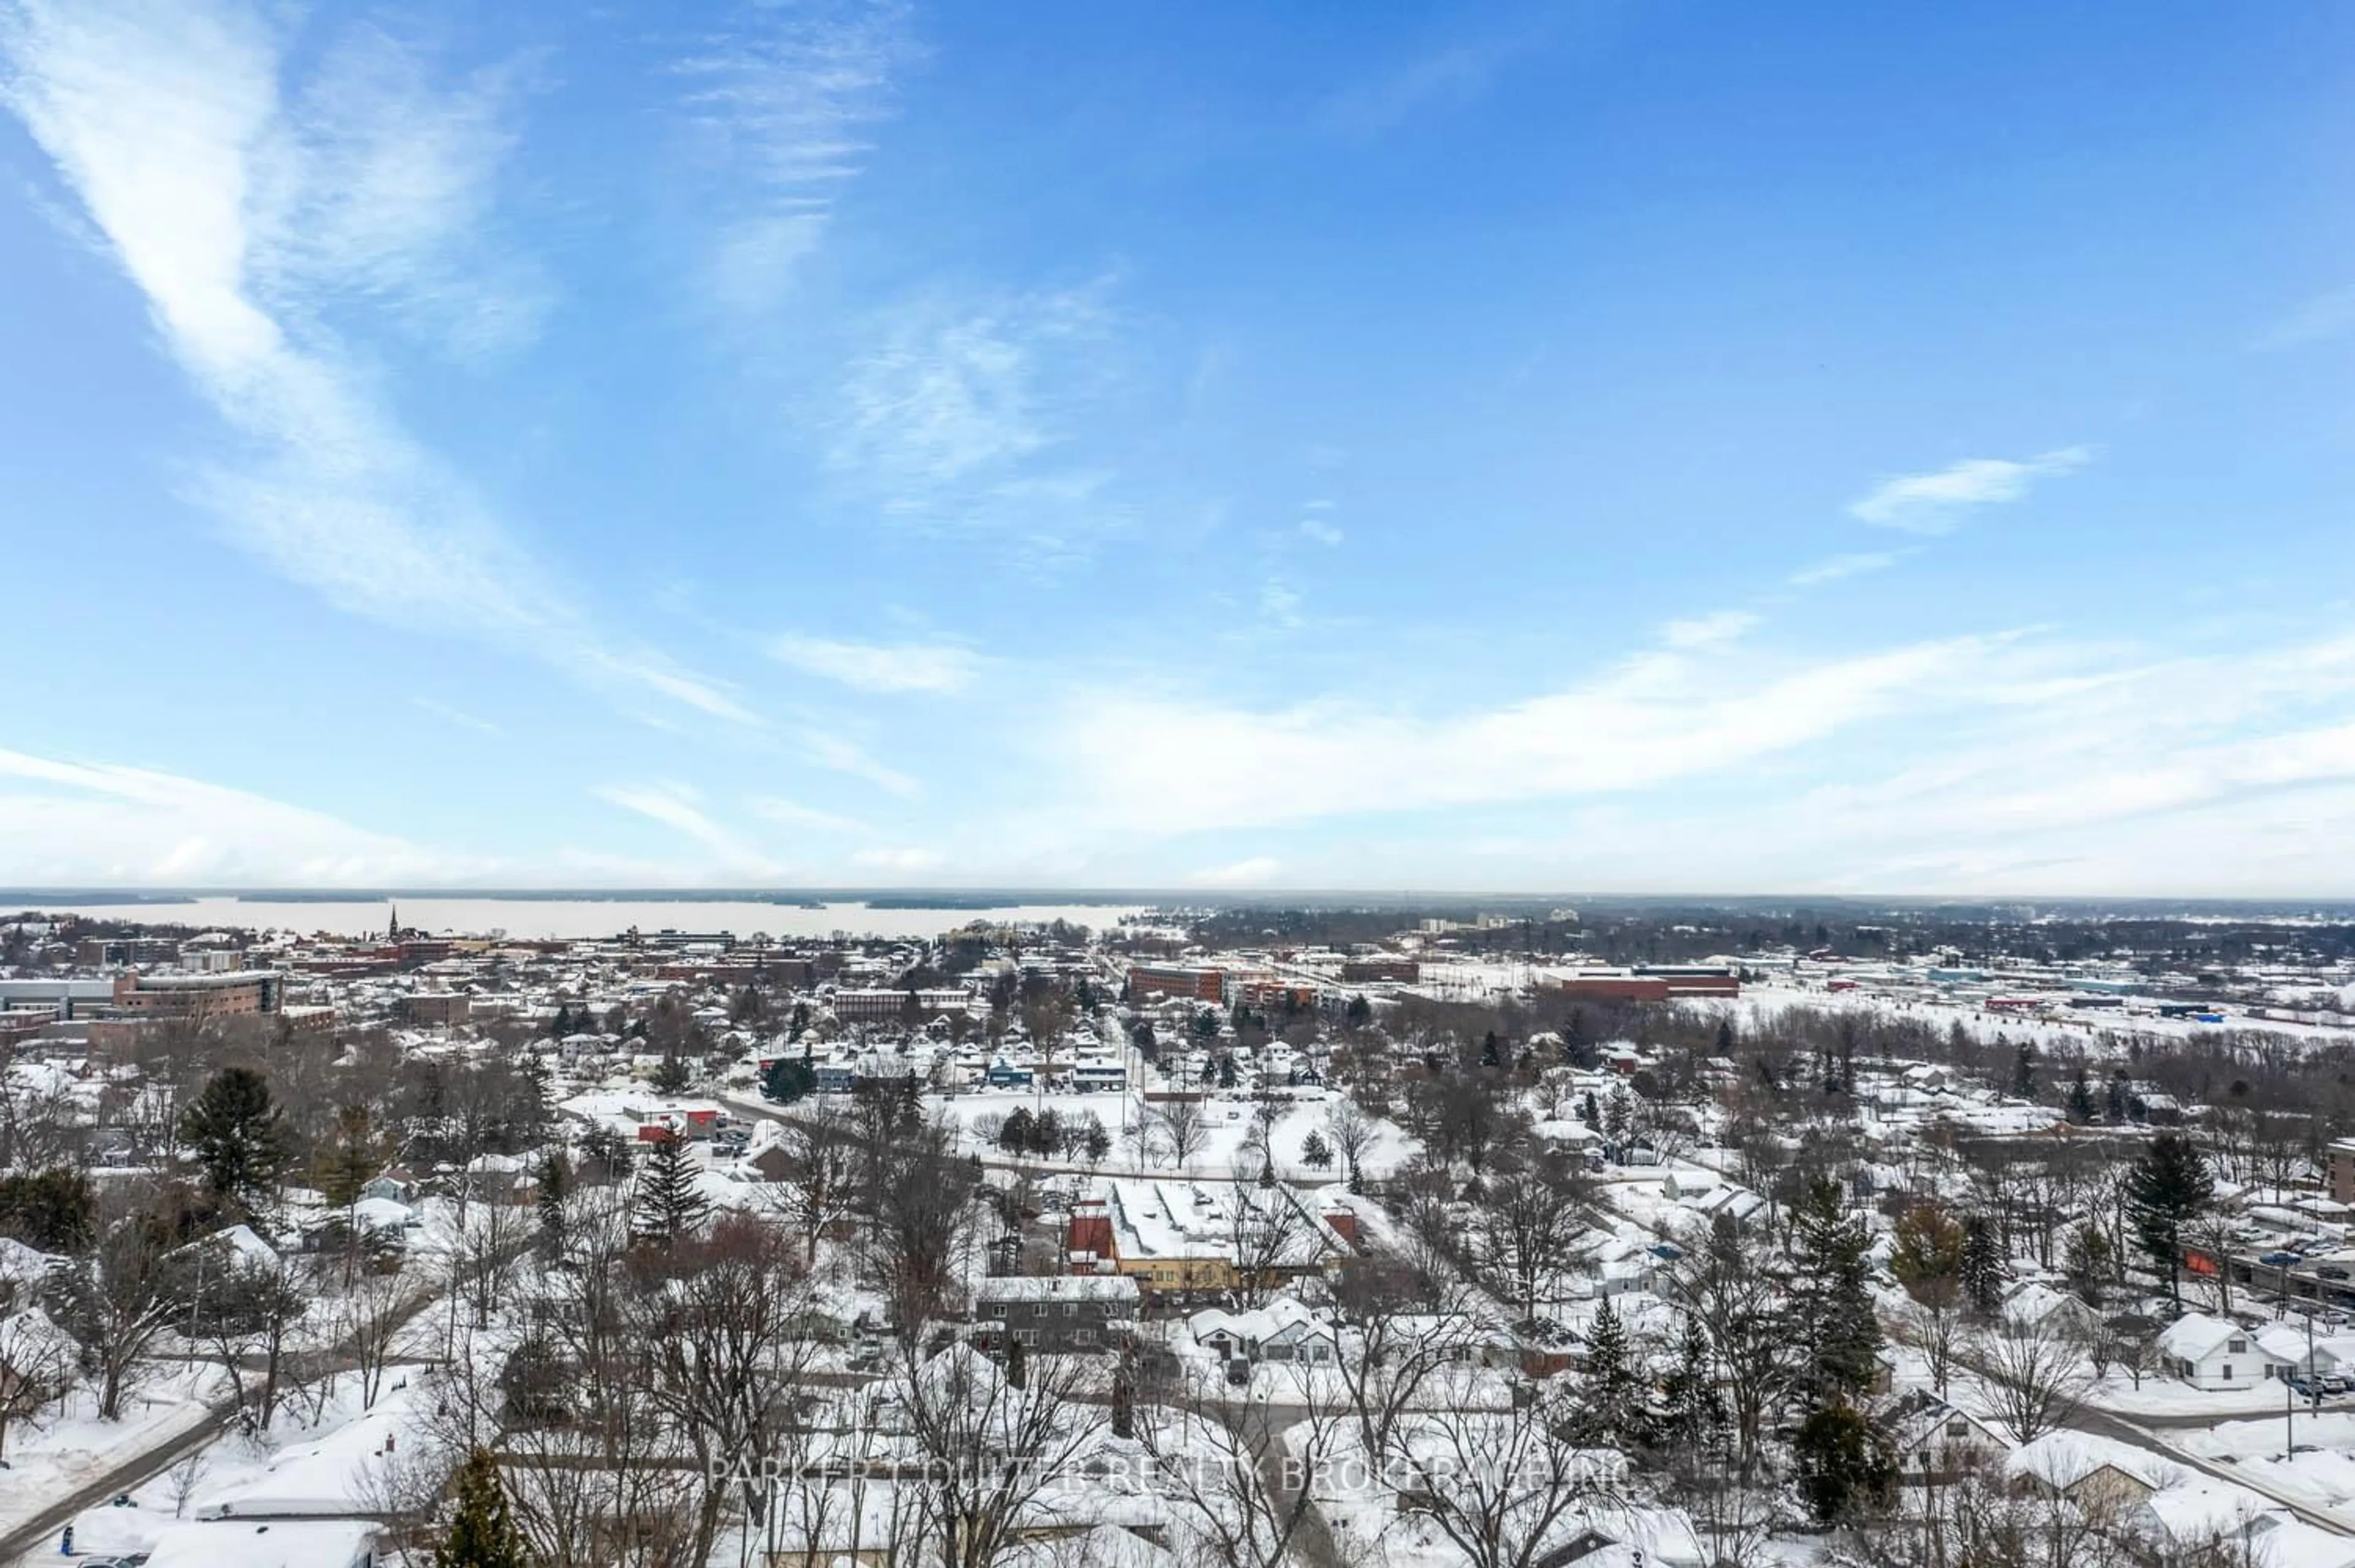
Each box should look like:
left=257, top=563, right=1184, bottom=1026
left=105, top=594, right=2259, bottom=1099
left=2156, top=1312, right=2286, bottom=1390
left=1188, top=1299, right=1338, bottom=1364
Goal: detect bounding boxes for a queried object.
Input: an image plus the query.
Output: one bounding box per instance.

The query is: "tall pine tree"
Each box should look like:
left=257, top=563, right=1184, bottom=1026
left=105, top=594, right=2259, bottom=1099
left=180, top=1066, right=289, bottom=1217
left=434, top=1447, right=529, bottom=1568
left=2127, top=1132, right=2210, bottom=1307
left=1959, top=1214, right=2005, bottom=1315
left=535, top=1150, right=569, bottom=1264
left=1580, top=1296, right=1644, bottom=1447
left=1785, top=1177, right=1882, bottom=1409
left=633, top=1132, right=708, bottom=1244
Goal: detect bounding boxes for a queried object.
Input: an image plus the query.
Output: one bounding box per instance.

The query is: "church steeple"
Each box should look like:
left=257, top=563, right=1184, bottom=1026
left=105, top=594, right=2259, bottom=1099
left=389, top=904, right=399, bottom=943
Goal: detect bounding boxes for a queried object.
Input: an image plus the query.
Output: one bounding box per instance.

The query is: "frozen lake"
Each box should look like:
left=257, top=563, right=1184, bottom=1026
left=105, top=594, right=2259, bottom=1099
left=18, top=897, right=1144, bottom=941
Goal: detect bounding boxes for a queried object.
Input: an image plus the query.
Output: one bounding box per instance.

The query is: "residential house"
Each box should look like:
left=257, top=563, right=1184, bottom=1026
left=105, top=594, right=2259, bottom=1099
left=2005, top=1429, right=2181, bottom=1515
left=975, top=1274, right=1139, bottom=1353
left=1876, top=1388, right=2007, bottom=1485
left=1187, top=1299, right=1338, bottom=1366
left=2157, top=1312, right=2286, bottom=1390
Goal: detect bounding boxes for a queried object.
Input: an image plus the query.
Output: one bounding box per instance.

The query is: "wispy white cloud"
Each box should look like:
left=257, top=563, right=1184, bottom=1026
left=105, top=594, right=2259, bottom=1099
left=829, top=281, right=1128, bottom=560
left=0, top=746, right=473, bottom=884
left=2254, top=283, right=2355, bottom=351
left=1298, top=517, right=1344, bottom=546
left=594, top=781, right=781, bottom=875
left=771, top=633, right=978, bottom=694
left=0, top=0, right=746, bottom=725
left=1322, top=24, right=1545, bottom=137
left=748, top=795, right=867, bottom=834
left=256, top=23, right=554, bottom=359
left=1789, top=551, right=1902, bottom=587
left=672, top=0, right=910, bottom=317
left=411, top=697, right=500, bottom=735
left=1259, top=581, right=1304, bottom=629
left=1849, top=446, right=2092, bottom=534
left=1034, top=627, right=2355, bottom=894
left=801, top=730, right=920, bottom=798
left=1661, top=610, right=1757, bottom=649
left=1052, top=636, right=1999, bottom=835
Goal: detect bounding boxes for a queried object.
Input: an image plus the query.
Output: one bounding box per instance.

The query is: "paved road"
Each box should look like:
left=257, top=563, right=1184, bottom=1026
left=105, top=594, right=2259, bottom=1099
left=2072, top=1401, right=2355, bottom=1536
left=0, top=1397, right=239, bottom=1566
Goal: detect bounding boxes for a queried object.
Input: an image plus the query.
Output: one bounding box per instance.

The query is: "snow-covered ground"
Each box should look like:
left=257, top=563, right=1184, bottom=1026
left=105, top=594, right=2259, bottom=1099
left=1731, top=982, right=2355, bottom=1055
left=930, top=1087, right=1416, bottom=1180
left=0, top=1363, right=228, bottom=1539
left=44, top=1379, right=431, bottom=1561
left=2081, top=1372, right=2325, bottom=1420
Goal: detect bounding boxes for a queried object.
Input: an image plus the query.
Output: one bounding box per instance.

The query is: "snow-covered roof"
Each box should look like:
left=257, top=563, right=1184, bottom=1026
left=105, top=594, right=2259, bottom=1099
left=2157, top=1311, right=2247, bottom=1363
left=975, top=1274, right=1139, bottom=1305
left=144, top=1520, right=380, bottom=1568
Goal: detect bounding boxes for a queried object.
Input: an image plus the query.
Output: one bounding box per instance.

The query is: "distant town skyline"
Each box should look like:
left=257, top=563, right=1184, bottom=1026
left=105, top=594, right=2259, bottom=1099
left=4, top=1, right=2354, bottom=894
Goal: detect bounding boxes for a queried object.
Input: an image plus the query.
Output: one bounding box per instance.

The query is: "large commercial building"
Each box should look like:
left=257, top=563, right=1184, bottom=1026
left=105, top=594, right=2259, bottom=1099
left=825, top=988, right=974, bottom=1025
left=1127, top=964, right=1227, bottom=1004
left=1544, top=966, right=1740, bottom=1003
left=1066, top=1179, right=1352, bottom=1299
left=111, top=971, right=284, bottom=1017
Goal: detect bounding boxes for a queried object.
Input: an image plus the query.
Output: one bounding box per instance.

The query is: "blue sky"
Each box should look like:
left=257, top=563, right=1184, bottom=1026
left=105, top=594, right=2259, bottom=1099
left=3, top=0, right=2354, bottom=895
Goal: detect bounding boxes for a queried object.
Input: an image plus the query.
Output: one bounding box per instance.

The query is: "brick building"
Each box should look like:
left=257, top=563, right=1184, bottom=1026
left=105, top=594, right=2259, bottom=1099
left=1128, top=965, right=1227, bottom=1004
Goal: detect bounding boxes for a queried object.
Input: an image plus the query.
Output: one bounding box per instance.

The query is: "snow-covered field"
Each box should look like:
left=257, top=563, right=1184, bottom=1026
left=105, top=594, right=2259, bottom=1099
left=1731, top=982, right=2355, bottom=1055
left=930, top=1087, right=1415, bottom=1180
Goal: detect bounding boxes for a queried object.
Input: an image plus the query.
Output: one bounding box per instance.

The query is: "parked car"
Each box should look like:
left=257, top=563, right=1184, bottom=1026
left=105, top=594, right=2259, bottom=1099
left=2261, top=1251, right=2306, bottom=1267
left=2319, top=1265, right=2349, bottom=1282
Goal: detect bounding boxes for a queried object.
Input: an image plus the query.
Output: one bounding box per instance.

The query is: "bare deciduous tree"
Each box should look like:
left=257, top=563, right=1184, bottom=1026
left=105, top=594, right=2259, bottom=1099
left=1977, top=1319, right=2091, bottom=1447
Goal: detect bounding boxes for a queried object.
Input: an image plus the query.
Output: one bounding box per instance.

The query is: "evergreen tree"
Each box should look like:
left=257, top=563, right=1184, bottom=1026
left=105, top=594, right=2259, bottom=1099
left=2011, top=1039, right=2039, bottom=1100
left=634, top=1132, right=708, bottom=1244
left=517, top=1052, right=551, bottom=1118
left=535, top=1150, right=570, bottom=1264
left=2064, top=1220, right=2113, bottom=1306
left=0, top=1169, right=94, bottom=1253
left=1889, top=1201, right=1964, bottom=1297
left=1111, top=1355, right=1136, bottom=1440
left=1785, top=1177, right=1882, bottom=1408
left=1714, top=1018, right=1737, bottom=1056
left=2066, top=1072, right=2098, bottom=1125
left=1217, top=1054, right=1238, bottom=1090
left=550, top=1003, right=573, bottom=1039
left=1581, top=1296, right=1643, bottom=1446
left=1005, top=1335, right=1028, bottom=1389
left=1791, top=1403, right=1895, bottom=1526
left=998, top=1107, right=1036, bottom=1155
left=762, top=1055, right=816, bottom=1103
left=1301, top=1130, right=1333, bottom=1172
left=180, top=1066, right=289, bottom=1217
left=1480, top=1031, right=1503, bottom=1070
left=2127, top=1131, right=2210, bottom=1307
left=317, top=1103, right=391, bottom=1209
left=1656, top=1312, right=1720, bottom=1450
left=649, top=1050, right=691, bottom=1095
left=1959, top=1214, right=2005, bottom=1315
left=2105, top=1071, right=2131, bottom=1122
left=434, top=1447, right=529, bottom=1568
left=1563, top=1008, right=1593, bottom=1067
